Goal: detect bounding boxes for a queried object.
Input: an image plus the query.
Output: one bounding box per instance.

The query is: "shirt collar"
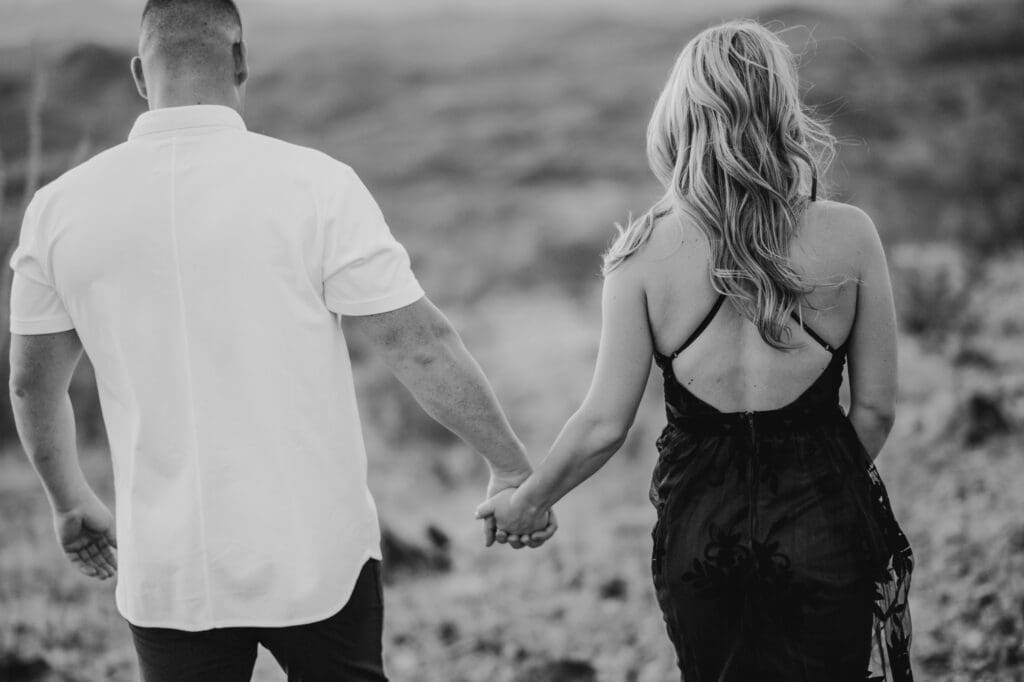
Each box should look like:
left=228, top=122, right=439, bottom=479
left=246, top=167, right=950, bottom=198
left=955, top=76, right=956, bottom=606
left=128, top=105, right=247, bottom=140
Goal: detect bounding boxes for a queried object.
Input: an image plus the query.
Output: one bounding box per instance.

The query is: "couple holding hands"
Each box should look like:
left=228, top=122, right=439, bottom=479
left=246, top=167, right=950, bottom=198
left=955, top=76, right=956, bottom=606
left=9, top=0, right=914, bottom=680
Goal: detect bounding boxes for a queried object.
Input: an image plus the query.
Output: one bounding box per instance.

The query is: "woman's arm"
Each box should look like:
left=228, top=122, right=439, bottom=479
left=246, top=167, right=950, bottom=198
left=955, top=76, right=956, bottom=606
left=845, top=208, right=898, bottom=460
left=477, top=261, right=654, bottom=538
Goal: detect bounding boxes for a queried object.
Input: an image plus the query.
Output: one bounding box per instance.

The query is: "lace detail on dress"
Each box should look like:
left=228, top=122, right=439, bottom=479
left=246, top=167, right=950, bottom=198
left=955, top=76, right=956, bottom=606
left=863, top=460, right=915, bottom=681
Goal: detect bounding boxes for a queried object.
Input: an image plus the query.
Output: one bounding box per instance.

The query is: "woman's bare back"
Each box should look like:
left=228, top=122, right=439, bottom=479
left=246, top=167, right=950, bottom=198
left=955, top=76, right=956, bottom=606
left=640, top=199, right=872, bottom=413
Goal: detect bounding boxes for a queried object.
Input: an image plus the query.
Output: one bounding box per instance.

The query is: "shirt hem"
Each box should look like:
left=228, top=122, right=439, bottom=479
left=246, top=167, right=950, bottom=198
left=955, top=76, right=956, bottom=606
left=330, top=282, right=425, bottom=317
left=117, top=547, right=383, bottom=631
left=10, top=316, right=75, bottom=335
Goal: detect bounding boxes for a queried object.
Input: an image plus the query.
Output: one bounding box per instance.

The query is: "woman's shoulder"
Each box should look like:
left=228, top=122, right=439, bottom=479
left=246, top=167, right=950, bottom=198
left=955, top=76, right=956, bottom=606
left=607, top=206, right=709, bottom=300
left=802, top=199, right=883, bottom=261
left=805, top=199, right=878, bottom=239
left=629, top=204, right=707, bottom=262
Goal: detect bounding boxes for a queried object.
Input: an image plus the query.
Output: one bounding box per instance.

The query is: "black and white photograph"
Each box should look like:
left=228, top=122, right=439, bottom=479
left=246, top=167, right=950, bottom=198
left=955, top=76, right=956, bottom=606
left=0, top=0, right=1022, bottom=680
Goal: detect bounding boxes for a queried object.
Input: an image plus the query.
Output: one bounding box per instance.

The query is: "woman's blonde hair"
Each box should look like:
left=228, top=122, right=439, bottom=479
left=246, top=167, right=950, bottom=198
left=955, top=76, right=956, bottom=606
left=604, top=20, right=835, bottom=349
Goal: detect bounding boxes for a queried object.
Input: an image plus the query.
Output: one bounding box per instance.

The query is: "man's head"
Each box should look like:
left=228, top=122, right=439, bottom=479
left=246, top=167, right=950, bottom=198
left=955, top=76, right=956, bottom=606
left=131, top=0, right=248, bottom=110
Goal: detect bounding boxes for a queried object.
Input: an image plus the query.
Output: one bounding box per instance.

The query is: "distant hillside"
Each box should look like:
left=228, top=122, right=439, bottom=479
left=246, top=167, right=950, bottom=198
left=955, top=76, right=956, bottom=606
left=0, top=42, right=140, bottom=203
left=0, top=0, right=905, bottom=48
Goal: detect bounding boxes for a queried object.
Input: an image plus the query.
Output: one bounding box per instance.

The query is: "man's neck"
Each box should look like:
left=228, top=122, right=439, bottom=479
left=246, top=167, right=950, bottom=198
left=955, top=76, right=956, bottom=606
left=148, top=86, right=241, bottom=112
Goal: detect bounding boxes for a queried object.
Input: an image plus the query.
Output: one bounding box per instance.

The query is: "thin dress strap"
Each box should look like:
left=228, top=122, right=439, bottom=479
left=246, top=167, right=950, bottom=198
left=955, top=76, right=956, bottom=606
left=793, top=178, right=833, bottom=352
left=791, top=308, right=836, bottom=354
left=668, top=295, right=726, bottom=360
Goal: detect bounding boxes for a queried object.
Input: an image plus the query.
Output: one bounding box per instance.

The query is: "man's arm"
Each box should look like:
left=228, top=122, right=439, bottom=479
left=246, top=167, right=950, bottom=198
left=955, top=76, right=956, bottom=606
left=10, top=331, right=117, bottom=579
left=345, top=297, right=554, bottom=542
left=345, top=296, right=531, bottom=480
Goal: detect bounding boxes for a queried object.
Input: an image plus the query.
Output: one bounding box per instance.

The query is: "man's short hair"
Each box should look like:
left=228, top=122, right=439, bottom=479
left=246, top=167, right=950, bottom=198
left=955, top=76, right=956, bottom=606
left=140, top=0, right=243, bottom=71
left=142, top=0, right=241, bottom=28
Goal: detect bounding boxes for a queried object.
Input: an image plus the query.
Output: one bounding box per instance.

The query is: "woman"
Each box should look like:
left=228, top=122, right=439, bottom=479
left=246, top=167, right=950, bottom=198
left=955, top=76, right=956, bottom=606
left=477, top=20, right=914, bottom=681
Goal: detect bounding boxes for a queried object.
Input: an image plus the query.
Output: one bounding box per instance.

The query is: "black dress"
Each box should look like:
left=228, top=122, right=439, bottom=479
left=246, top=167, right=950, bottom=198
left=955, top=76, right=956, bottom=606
left=649, top=295, right=914, bottom=680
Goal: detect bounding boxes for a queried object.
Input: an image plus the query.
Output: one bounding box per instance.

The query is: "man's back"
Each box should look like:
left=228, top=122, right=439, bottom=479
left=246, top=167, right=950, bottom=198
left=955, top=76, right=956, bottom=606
left=12, top=105, right=424, bottom=629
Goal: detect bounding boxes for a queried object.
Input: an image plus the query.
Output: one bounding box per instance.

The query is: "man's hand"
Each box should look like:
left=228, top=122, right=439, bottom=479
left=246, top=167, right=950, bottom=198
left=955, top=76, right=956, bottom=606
left=481, top=467, right=532, bottom=547
left=53, top=493, right=117, bottom=580
left=10, top=330, right=116, bottom=579
left=476, top=488, right=557, bottom=550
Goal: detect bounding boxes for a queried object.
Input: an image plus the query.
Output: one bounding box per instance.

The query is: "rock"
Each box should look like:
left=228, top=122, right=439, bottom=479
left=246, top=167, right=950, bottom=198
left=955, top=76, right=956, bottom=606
left=0, top=653, right=55, bottom=682
left=996, top=615, right=1018, bottom=636
left=1006, top=525, right=1024, bottom=552
left=425, top=524, right=451, bottom=551
left=436, top=620, right=459, bottom=645
left=952, top=346, right=997, bottom=370
left=962, top=392, right=1011, bottom=446
left=976, top=590, right=998, bottom=608
left=598, top=576, right=628, bottom=600
left=513, top=660, right=598, bottom=682
left=918, top=647, right=952, bottom=675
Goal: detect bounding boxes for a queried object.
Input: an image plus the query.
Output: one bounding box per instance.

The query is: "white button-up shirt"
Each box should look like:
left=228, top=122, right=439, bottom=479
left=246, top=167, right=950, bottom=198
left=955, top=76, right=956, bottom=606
left=10, top=105, right=424, bottom=630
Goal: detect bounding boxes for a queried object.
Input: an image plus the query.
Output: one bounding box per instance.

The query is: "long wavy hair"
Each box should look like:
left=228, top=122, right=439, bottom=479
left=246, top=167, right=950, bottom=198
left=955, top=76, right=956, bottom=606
left=604, top=20, right=836, bottom=349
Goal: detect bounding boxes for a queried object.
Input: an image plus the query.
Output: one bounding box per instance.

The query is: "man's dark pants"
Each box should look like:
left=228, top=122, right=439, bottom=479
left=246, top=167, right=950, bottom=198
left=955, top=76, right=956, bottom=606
left=128, top=559, right=387, bottom=682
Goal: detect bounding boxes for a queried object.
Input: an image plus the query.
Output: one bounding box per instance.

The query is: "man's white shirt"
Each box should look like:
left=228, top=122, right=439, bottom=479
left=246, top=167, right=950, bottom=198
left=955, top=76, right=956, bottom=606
left=10, top=105, right=424, bottom=630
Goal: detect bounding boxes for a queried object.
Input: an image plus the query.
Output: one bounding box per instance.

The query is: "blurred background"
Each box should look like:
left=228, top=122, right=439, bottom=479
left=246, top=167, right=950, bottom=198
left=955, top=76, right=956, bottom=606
left=1, top=0, right=1022, bottom=680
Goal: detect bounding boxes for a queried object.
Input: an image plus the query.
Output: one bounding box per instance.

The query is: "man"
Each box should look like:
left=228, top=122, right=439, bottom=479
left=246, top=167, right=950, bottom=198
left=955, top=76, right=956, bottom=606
left=8, top=1, right=553, bottom=679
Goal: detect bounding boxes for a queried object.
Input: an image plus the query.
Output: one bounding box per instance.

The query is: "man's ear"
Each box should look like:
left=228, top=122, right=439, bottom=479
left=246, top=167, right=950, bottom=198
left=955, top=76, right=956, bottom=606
left=233, top=41, right=249, bottom=87
left=130, top=57, right=148, bottom=100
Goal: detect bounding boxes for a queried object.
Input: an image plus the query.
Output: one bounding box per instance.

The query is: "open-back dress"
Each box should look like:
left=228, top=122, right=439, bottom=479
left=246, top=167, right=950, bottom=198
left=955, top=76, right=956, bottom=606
left=648, top=188, right=914, bottom=682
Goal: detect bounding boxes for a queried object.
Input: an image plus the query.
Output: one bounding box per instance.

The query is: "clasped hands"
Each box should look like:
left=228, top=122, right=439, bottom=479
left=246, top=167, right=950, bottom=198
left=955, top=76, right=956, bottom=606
left=475, top=470, right=557, bottom=549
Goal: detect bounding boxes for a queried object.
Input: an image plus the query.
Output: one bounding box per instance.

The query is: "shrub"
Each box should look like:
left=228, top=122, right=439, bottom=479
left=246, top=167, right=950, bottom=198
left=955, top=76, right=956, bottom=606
left=890, top=242, right=977, bottom=342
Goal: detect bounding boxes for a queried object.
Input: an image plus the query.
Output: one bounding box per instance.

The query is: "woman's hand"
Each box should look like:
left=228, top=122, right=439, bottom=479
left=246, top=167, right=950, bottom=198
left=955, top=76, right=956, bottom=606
left=476, top=488, right=557, bottom=549
left=480, top=466, right=532, bottom=546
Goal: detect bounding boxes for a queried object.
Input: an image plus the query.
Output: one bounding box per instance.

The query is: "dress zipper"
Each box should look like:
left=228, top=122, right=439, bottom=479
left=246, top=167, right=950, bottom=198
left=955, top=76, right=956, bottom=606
left=746, top=411, right=757, bottom=543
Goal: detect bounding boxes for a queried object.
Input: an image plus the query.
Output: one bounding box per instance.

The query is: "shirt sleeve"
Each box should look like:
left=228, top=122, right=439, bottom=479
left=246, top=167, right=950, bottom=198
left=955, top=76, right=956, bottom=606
left=9, top=196, right=75, bottom=335
left=321, top=166, right=424, bottom=316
